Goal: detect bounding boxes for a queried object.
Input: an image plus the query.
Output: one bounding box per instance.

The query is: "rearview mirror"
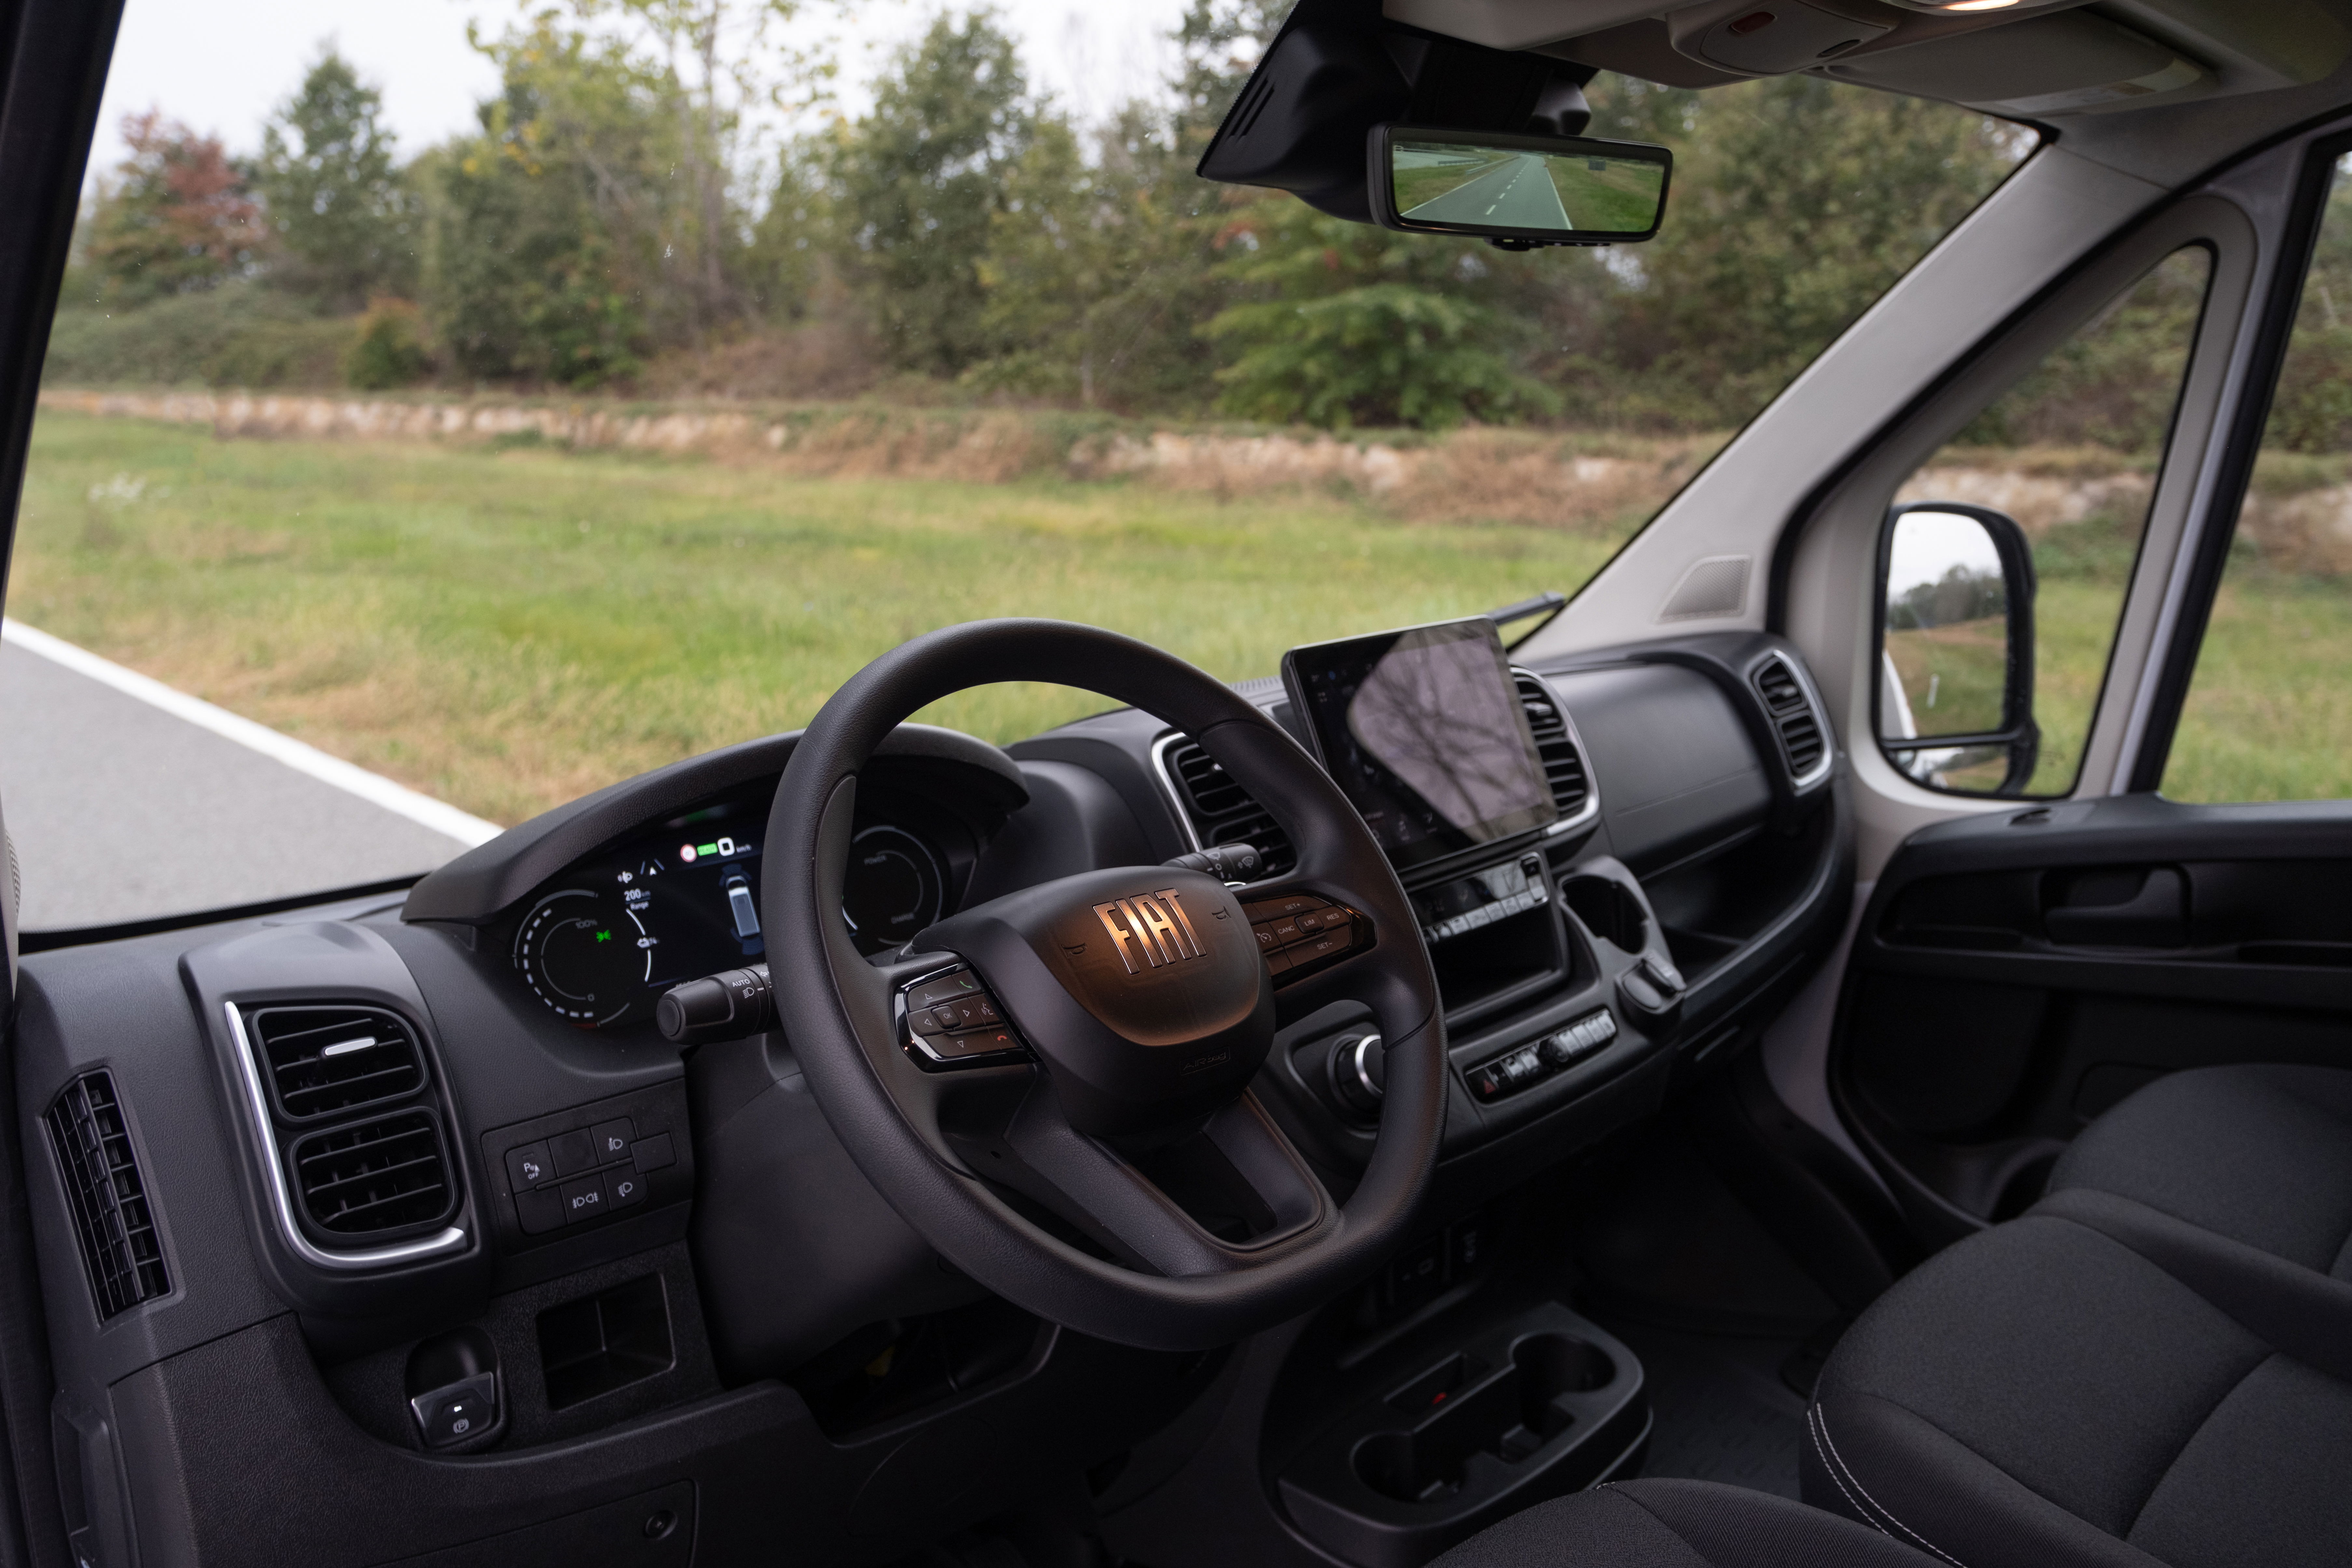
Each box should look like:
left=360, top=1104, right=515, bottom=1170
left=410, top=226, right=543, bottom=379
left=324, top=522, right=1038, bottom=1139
left=1877, top=502, right=2040, bottom=795
left=1368, top=127, right=1671, bottom=249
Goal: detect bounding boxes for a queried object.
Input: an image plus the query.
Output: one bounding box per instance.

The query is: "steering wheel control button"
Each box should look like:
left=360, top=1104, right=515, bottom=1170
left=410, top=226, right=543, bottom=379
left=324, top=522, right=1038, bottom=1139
left=514, top=1186, right=567, bottom=1235
left=549, top=1128, right=599, bottom=1177
left=1239, top=892, right=1370, bottom=985
left=589, top=1118, right=634, bottom=1162
left=632, top=1131, right=676, bottom=1171
left=505, top=1141, right=553, bottom=1192
left=900, top=967, right=1030, bottom=1071
left=906, top=972, right=983, bottom=1010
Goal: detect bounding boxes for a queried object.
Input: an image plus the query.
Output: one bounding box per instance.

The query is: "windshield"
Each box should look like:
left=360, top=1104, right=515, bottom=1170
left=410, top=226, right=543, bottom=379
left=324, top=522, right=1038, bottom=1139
left=0, top=0, right=2025, bottom=934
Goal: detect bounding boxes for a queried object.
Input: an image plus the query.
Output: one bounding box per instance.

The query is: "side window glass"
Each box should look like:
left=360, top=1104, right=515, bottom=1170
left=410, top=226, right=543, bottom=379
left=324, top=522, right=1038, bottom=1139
left=1877, top=246, right=2213, bottom=796
left=2166, top=155, right=2352, bottom=802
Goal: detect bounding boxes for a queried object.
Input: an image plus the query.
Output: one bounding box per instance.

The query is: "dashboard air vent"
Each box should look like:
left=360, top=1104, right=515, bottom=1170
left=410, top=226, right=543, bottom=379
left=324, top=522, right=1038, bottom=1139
left=45, top=1072, right=169, bottom=1317
left=249, top=1005, right=424, bottom=1122
left=1162, top=739, right=1297, bottom=878
left=1752, top=654, right=1828, bottom=782
left=290, top=1111, right=456, bottom=1239
left=1514, top=672, right=1592, bottom=818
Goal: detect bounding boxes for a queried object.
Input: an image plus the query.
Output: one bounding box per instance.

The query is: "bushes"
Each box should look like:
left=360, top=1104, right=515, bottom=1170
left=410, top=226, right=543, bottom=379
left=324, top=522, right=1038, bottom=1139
left=44, top=284, right=349, bottom=388
left=342, top=298, right=433, bottom=389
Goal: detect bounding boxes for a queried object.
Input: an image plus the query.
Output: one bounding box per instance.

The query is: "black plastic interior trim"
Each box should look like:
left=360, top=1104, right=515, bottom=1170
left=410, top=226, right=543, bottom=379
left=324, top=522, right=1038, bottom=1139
left=19, top=876, right=421, bottom=954
left=2125, top=132, right=2352, bottom=793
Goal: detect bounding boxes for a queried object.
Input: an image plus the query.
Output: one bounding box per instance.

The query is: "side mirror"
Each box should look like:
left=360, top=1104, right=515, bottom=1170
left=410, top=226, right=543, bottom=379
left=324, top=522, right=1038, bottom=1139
left=1876, top=501, right=2039, bottom=795
left=1367, top=127, right=1671, bottom=249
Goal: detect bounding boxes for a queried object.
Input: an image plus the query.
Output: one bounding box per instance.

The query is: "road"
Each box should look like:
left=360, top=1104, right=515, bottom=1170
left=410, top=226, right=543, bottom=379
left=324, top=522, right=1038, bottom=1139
left=0, top=622, right=499, bottom=932
left=1403, top=153, right=1572, bottom=230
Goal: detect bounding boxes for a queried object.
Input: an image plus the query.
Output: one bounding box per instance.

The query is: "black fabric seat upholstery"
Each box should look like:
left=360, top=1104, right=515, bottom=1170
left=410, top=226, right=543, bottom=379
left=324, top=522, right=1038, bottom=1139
left=1803, top=1063, right=2352, bottom=1568
left=1432, top=1478, right=1941, bottom=1567
left=2050, top=1063, right=2352, bottom=1278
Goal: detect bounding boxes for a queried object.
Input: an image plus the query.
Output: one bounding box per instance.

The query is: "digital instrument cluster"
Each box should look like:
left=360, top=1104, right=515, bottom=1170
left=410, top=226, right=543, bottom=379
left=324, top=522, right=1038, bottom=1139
left=511, top=796, right=949, bottom=1029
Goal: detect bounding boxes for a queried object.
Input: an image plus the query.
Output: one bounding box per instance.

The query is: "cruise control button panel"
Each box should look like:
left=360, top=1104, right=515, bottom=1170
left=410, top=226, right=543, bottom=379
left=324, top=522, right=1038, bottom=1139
left=899, top=966, right=1030, bottom=1071
left=483, top=1082, right=692, bottom=1250
left=1238, top=893, right=1370, bottom=983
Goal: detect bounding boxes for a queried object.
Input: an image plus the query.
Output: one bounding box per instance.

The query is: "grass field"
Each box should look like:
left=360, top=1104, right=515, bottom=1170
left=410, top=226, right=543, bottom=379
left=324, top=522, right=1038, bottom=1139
left=11, top=411, right=1630, bottom=826
left=13, top=409, right=2350, bottom=825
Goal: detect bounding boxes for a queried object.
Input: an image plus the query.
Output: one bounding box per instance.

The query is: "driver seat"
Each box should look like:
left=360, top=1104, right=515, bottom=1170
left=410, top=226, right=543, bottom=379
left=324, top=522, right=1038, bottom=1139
left=1432, top=1478, right=1944, bottom=1566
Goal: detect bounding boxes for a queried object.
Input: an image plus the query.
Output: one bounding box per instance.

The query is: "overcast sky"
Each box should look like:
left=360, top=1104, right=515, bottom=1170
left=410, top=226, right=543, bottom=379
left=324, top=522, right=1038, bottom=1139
left=90, top=0, right=1196, bottom=186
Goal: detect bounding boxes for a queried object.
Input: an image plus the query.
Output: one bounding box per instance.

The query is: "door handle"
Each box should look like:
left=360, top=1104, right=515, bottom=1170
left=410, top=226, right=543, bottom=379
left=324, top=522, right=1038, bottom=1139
left=2043, top=866, right=2186, bottom=948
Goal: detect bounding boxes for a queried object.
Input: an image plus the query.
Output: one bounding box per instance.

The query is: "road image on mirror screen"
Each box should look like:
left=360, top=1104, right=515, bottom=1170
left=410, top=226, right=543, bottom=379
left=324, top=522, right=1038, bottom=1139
left=1344, top=629, right=1549, bottom=839
left=1394, top=142, right=1664, bottom=231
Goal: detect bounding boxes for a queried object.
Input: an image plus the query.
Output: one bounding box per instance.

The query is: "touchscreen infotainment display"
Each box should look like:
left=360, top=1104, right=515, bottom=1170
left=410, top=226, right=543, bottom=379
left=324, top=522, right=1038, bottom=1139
left=1281, top=618, right=1556, bottom=871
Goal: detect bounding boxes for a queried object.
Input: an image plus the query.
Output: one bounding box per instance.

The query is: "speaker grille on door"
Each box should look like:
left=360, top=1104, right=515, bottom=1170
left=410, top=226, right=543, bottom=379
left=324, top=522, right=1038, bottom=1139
left=46, top=1072, right=169, bottom=1317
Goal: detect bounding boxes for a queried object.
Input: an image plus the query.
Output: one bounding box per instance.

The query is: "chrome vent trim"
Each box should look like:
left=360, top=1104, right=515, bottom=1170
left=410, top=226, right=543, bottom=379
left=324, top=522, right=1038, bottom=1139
left=1751, top=652, right=1834, bottom=788
left=1149, top=732, right=1298, bottom=878
left=1511, top=668, right=1602, bottom=836
left=45, top=1071, right=169, bottom=1318
left=225, top=1003, right=466, bottom=1271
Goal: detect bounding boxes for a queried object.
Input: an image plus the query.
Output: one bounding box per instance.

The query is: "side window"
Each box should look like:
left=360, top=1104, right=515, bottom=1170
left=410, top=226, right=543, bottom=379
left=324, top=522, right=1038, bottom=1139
left=1877, top=247, right=2213, bottom=796
left=2166, top=155, right=2352, bottom=802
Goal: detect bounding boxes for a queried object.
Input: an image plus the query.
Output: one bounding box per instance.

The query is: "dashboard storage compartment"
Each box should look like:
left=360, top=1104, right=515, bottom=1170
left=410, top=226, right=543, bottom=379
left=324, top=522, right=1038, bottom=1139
left=539, top=1274, right=676, bottom=1410
left=1278, top=1303, right=1646, bottom=1568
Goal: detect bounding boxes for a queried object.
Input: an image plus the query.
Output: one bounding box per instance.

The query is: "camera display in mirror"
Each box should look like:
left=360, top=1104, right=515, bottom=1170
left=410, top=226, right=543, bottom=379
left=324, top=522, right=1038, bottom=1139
left=1369, top=127, right=1671, bottom=248
left=1877, top=502, right=2040, bottom=795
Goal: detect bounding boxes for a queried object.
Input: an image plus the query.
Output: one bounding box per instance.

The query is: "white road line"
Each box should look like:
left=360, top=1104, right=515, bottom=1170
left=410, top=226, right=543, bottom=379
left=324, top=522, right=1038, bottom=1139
left=1, top=619, right=502, bottom=846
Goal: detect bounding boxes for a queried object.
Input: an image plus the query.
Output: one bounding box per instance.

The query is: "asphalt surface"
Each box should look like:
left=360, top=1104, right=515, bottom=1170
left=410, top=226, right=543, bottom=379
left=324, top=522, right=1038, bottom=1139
left=0, top=631, right=490, bottom=931
left=1403, top=153, right=1573, bottom=229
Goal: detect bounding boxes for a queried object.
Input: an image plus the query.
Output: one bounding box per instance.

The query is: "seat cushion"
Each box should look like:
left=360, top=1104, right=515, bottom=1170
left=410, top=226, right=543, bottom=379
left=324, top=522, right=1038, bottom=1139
left=1431, top=1478, right=1941, bottom=1568
left=2050, top=1064, right=2352, bottom=1278
left=1805, top=1212, right=2352, bottom=1568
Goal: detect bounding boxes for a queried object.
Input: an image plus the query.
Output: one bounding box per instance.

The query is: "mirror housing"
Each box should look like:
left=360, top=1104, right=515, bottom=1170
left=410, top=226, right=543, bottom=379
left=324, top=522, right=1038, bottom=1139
left=1368, top=126, right=1671, bottom=248
left=1876, top=501, right=2040, bottom=795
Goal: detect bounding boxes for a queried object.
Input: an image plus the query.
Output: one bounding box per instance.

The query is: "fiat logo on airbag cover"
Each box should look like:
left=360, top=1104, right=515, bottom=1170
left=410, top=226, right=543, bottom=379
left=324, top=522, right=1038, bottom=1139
left=1092, top=890, right=1207, bottom=974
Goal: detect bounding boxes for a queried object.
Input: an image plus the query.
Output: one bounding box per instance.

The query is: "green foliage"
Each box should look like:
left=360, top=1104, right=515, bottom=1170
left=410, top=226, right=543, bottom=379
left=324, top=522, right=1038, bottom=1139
left=1202, top=198, right=1558, bottom=429
left=831, top=10, right=1034, bottom=375
left=85, top=113, right=271, bottom=304
left=342, top=297, right=434, bottom=389
left=44, top=283, right=348, bottom=387
left=1961, top=248, right=2211, bottom=451
left=425, top=21, right=678, bottom=386
left=2266, top=162, right=2352, bottom=454
left=252, top=50, right=419, bottom=309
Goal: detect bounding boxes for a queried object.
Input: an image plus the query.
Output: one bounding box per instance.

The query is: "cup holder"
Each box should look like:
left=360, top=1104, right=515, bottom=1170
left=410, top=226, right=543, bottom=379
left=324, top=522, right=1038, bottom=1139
left=1350, top=1334, right=1617, bottom=1503
left=1563, top=877, right=1649, bottom=954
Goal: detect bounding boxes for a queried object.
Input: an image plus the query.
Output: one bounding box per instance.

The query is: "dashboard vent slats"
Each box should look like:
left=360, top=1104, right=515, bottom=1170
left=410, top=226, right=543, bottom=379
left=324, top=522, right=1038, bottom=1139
left=1163, top=740, right=1297, bottom=878
left=290, top=1111, right=456, bottom=1238
left=1514, top=672, right=1592, bottom=818
left=46, top=1072, right=170, bottom=1318
left=250, top=1005, right=424, bottom=1121
left=1753, top=655, right=1828, bottom=781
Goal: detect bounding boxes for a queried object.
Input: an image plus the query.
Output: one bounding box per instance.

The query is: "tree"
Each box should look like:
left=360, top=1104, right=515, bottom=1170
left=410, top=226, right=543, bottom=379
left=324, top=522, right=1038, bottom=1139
left=1202, top=196, right=1558, bottom=429
left=252, top=49, right=418, bottom=309
left=832, top=11, right=1033, bottom=375
left=85, top=112, right=269, bottom=304
left=426, top=19, right=683, bottom=385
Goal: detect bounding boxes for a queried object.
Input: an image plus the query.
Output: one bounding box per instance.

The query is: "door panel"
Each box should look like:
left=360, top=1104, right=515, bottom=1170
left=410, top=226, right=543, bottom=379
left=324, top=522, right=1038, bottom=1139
left=1834, top=793, right=2352, bottom=1242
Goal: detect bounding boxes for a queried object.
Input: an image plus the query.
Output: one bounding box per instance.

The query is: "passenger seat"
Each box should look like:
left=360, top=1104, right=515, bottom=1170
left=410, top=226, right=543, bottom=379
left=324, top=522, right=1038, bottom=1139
left=1804, top=1063, right=2352, bottom=1568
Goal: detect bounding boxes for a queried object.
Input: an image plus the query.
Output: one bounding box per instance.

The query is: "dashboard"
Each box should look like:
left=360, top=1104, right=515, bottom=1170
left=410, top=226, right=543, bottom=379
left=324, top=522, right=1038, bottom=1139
left=7, top=627, right=1853, bottom=1568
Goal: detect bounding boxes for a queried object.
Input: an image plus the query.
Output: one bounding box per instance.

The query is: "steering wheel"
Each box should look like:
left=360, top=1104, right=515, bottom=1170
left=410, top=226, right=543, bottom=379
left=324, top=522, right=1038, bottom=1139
left=762, top=620, right=1445, bottom=1351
